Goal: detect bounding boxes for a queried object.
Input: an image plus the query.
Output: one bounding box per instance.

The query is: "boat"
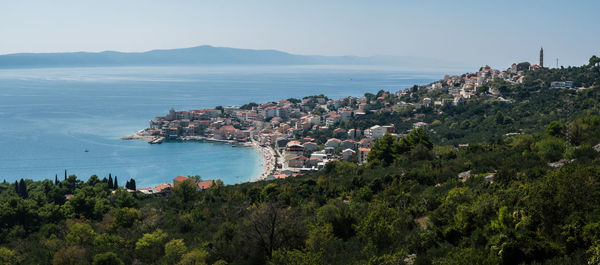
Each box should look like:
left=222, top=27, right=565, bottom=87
left=84, top=149, right=89, bottom=152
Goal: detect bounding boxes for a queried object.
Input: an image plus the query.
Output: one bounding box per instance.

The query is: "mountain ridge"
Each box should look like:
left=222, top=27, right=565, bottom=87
left=0, top=45, right=461, bottom=70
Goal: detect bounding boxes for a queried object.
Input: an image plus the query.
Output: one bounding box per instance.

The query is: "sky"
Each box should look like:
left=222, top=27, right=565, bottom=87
left=0, top=0, right=598, bottom=68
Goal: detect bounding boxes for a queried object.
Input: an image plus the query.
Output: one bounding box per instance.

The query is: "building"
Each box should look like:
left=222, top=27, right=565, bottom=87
left=423, top=98, right=432, bottom=107
left=286, top=141, right=305, bottom=156
left=540, top=47, right=544, bottom=68
left=358, top=138, right=374, bottom=149
left=196, top=180, right=213, bottom=190
left=413, top=122, right=429, bottom=129
left=342, top=149, right=356, bottom=161
left=340, top=139, right=357, bottom=150
left=303, top=142, right=318, bottom=152
left=358, top=148, right=371, bottom=165
left=550, top=81, right=574, bottom=89
left=173, top=175, right=190, bottom=186
left=287, top=155, right=308, bottom=168
left=325, top=138, right=341, bottom=148
left=364, top=125, right=387, bottom=139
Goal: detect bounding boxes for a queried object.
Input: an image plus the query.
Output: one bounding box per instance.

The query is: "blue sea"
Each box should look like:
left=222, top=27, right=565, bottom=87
left=0, top=65, right=441, bottom=188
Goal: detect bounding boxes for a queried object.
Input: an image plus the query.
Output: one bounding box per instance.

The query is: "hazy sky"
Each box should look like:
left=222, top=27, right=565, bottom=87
left=1, top=0, right=598, bottom=68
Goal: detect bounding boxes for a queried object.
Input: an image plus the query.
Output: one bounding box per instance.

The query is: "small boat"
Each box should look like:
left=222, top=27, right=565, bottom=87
left=84, top=149, right=89, bottom=152
left=231, top=145, right=236, bottom=147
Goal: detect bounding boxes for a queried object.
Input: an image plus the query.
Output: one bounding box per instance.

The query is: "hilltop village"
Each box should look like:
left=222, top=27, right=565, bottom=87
left=127, top=50, right=583, bottom=184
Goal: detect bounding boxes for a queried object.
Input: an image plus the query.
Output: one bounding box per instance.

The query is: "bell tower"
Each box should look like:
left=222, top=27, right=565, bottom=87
left=539, top=47, right=544, bottom=68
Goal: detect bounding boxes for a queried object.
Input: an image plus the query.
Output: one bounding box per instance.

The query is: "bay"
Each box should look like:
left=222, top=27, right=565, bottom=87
left=0, top=65, right=441, bottom=188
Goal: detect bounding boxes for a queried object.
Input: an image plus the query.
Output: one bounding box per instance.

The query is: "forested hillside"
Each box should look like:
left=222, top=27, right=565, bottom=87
left=1, top=61, right=599, bottom=265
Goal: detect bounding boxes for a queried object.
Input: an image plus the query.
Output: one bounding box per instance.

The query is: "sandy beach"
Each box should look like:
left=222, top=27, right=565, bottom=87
left=249, top=139, right=276, bottom=181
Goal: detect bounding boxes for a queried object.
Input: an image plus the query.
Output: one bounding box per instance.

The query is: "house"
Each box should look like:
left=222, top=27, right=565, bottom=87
left=423, top=98, right=432, bottom=107
left=310, top=152, right=328, bottom=160
left=307, top=158, right=322, bottom=168
left=358, top=148, right=371, bottom=165
left=358, top=138, right=374, bottom=149
left=325, top=138, right=341, bottom=148
left=453, top=95, right=465, bottom=105
left=324, top=147, right=335, bottom=154
left=286, top=141, right=305, bottom=156
left=173, top=175, right=189, bottom=186
left=348, top=128, right=361, bottom=139
left=197, top=180, right=213, bottom=190
left=333, top=128, right=346, bottom=137
left=413, top=122, right=429, bottom=129
left=340, top=139, right=357, bottom=150
left=338, top=108, right=352, bottom=122
left=364, top=125, right=387, bottom=139
left=287, top=155, right=308, bottom=168
left=325, top=114, right=341, bottom=126
left=341, top=149, right=356, bottom=161
left=154, top=183, right=173, bottom=193
left=303, top=142, right=318, bottom=152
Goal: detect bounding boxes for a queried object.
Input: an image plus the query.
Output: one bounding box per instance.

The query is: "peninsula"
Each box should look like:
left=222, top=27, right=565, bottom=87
left=125, top=52, right=592, bottom=183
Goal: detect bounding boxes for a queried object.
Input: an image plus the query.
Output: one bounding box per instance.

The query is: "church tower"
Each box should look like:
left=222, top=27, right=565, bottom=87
left=539, top=47, right=544, bottom=67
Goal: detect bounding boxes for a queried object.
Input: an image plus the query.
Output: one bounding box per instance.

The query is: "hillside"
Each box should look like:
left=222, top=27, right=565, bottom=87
left=0, top=59, right=600, bottom=265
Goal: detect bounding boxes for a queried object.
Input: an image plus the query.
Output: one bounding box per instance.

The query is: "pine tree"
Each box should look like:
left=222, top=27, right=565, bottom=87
left=14, top=181, right=18, bottom=194
left=130, top=178, right=136, bottom=190
left=114, top=176, right=118, bottom=189
left=18, top=179, right=27, bottom=198
left=108, top=175, right=113, bottom=189
left=55, top=174, right=59, bottom=185
left=64, top=169, right=67, bottom=181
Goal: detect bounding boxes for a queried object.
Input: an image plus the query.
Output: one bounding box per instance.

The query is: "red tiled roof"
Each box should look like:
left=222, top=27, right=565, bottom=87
left=155, top=183, right=172, bottom=192
left=173, top=175, right=189, bottom=183
left=197, top=180, right=213, bottom=190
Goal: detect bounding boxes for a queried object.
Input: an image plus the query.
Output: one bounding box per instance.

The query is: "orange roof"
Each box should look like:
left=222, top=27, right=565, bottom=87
left=155, top=183, right=173, bottom=192
left=197, top=180, right=213, bottom=190
left=359, top=148, right=371, bottom=152
left=173, top=175, right=189, bottom=183
left=273, top=174, right=288, bottom=179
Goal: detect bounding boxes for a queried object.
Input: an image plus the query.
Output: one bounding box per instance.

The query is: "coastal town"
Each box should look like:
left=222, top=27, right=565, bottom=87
left=124, top=49, right=580, bottom=191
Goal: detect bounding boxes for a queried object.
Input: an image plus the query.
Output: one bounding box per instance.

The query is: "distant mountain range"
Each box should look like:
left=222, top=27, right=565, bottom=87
left=0, top=45, right=464, bottom=70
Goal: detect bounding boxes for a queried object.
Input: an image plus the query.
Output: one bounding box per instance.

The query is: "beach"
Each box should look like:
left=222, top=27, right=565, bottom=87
left=249, top=139, right=276, bottom=181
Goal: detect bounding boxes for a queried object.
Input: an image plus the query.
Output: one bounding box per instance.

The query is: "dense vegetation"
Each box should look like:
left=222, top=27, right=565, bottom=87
left=1, top=62, right=599, bottom=264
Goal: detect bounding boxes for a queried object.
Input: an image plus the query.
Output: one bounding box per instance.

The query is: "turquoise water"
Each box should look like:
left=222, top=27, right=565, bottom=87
left=0, top=65, right=440, bottom=187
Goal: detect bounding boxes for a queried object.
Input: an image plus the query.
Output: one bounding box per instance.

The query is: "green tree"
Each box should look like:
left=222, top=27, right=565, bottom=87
left=92, top=252, right=124, bottom=265
left=368, top=134, right=396, bottom=166
left=0, top=247, right=18, bottom=265
left=177, top=249, right=208, bottom=265
left=112, top=207, right=141, bottom=228
left=136, top=229, right=169, bottom=262
left=65, top=221, right=96, bottom=246
left=172, top=179, right=198, bottom=206
left=355, top=202, right=414, bottom=255
left=164, top=239, right=187, bottom=264
left=535, top=137, right=565, bottom=161
left=589, top=55, right=600, bottom=67
left=545, top=121, right=565, bottom=137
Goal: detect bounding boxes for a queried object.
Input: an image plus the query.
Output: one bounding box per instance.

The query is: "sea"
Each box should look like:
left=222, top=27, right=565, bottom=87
left=0, top=65, right=442, bottom=188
